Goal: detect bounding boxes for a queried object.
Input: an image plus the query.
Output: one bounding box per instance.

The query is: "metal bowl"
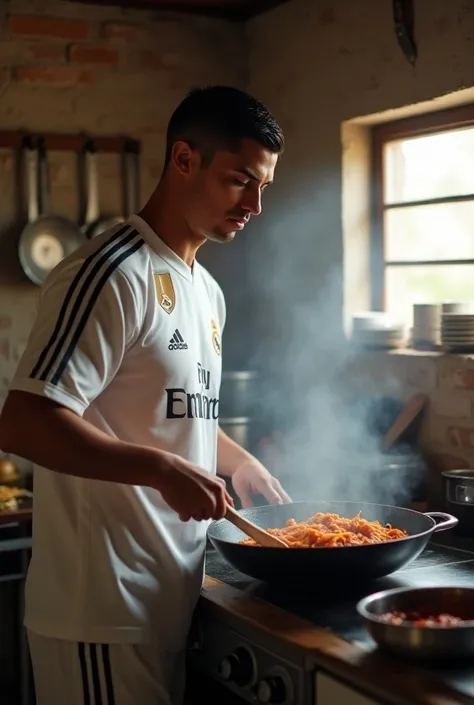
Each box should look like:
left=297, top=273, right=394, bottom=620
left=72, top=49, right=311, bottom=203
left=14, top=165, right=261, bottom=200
left=357, top=586, right=474, bottom=661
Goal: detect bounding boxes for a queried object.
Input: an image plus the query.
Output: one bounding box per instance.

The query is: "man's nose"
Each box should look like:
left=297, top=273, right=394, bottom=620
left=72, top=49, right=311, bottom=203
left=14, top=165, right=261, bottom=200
left=243, top=189, right=262, bottom=216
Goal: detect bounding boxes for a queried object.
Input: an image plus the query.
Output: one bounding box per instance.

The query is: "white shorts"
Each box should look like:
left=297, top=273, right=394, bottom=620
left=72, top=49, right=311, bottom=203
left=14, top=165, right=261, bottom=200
left=27, top=630, right=186, bottom=705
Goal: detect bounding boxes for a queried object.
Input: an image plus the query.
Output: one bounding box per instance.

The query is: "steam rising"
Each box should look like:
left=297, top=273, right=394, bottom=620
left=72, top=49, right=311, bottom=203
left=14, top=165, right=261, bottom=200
left=242, top=234, right=424, bottom=509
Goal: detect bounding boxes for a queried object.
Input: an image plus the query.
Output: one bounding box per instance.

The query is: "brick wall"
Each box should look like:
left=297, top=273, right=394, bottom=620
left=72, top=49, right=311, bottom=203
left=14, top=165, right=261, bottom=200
left=0, top=0, right=247, bottom=423
left=0, top=2, right=246, bottom=681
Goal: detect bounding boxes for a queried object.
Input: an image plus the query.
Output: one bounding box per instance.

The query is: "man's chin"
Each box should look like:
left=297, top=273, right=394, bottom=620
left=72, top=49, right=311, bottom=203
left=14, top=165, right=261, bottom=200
left=205, top=229, right=236, bottom=244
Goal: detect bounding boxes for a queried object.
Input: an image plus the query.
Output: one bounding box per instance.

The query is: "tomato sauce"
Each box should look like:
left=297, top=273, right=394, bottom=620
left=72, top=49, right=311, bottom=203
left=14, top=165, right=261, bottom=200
left=381, top=610, right=466, bottom=627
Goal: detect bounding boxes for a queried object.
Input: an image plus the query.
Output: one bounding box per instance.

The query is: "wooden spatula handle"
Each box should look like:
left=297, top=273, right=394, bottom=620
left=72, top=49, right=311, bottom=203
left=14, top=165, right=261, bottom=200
left=225, top=505, right=287, bottom=548
left=382, top=393, right=427, bottom=451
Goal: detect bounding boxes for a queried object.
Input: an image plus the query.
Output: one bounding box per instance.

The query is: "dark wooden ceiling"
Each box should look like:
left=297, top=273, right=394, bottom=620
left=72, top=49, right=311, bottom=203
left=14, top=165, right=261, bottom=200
left=67, top=0, right=290, bottom=20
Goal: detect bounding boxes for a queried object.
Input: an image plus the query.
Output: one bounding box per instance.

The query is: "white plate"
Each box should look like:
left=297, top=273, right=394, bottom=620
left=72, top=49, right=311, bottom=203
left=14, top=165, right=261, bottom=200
left=443, top=343, right=474, bottom=352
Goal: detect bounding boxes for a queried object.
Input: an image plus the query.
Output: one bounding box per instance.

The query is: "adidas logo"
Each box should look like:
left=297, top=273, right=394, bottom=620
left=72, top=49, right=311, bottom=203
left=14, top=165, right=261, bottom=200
left=168, top=329, right=188, bottom=351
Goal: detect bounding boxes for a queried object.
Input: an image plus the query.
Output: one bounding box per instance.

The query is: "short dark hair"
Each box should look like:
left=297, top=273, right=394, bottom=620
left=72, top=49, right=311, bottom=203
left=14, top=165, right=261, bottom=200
left=164, top=85, right=284, bottom=167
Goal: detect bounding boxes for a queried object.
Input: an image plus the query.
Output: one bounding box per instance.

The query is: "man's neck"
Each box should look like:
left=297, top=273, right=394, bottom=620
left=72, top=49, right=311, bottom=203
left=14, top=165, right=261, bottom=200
left=138, top=185, right=205, bottom=267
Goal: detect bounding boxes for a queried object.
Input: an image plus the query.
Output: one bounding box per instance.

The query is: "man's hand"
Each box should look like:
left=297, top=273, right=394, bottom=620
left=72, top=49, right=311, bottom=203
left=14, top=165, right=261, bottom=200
left=231, top=459, right=291, bottom=509
left=158, top=452, right=233, bottom=522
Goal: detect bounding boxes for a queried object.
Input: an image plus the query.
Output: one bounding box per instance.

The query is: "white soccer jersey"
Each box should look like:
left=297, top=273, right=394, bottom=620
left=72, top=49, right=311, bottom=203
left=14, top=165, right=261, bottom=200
left=9, top=214, right=225, bottom=650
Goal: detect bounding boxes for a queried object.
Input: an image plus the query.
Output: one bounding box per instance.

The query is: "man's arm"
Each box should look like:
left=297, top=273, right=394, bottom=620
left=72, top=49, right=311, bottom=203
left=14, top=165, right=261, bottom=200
left=0, top=390, right=161, bottom=487
left=0, top=264, right=158, bottom=485
left=0, top=256, right=230, bottom=520
left=216, top=426, right=255, bottom=478
left=0, top=390, right=230, bottom=521
left=217, top=426, right=291, bottom=507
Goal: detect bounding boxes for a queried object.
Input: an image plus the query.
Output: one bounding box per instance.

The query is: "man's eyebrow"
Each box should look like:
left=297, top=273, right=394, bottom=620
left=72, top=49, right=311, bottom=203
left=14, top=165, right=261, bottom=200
left=236, top=168, right=273, bottom=185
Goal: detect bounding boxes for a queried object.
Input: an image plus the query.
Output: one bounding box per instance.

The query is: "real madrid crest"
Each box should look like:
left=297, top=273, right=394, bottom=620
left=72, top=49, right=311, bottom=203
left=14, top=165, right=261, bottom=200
left=211, top=319, right=221, bottom=356
left=154, top=272, right=175, bottom=314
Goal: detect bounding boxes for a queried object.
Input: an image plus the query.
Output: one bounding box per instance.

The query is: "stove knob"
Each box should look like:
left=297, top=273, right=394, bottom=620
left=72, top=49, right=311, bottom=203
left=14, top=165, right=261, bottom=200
left=257, top=676, right=287, bottom=704
left=217, top=646, right=255, bottom=686
left=187, top=620, right=203, bottom=651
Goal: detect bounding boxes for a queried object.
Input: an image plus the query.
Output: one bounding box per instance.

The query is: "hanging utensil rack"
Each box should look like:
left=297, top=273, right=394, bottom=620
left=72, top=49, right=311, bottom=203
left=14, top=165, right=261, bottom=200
left=0, top=130, right=140, bottom=154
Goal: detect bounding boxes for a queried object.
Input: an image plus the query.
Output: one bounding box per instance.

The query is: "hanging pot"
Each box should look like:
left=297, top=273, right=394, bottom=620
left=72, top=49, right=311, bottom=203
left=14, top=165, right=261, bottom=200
left=18, top=138, right=85, bottom=286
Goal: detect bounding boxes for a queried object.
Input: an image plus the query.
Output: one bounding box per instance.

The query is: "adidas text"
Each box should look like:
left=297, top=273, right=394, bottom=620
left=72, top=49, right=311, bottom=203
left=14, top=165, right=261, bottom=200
left=168, top=329, right=188, bottom=351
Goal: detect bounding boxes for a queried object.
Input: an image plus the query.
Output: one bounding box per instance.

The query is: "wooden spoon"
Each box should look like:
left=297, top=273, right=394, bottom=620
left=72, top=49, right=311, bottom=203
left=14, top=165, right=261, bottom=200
left=381, top=393, right=427, bottom=452
left=225, top=504, right=288, bottom=548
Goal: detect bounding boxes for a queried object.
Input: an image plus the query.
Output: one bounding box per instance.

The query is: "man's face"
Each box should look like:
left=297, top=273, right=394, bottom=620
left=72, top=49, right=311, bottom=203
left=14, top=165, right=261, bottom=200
left=173, top=138, right=278, bottom=244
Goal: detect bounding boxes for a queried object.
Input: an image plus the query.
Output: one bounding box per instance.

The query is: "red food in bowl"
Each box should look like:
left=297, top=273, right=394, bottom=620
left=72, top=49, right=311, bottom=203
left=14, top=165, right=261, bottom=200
left=381, top=610, right=466, bottom=627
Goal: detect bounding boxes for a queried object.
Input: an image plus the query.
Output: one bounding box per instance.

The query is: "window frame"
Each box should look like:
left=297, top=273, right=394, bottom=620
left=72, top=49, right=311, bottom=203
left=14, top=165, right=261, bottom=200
left=371, top=103, right=474, bottom=310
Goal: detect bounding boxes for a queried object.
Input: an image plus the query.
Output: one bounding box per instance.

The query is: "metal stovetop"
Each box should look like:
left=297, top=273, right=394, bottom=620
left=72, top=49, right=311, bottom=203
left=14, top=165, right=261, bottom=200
left=204, top=539, right=474, bottom=699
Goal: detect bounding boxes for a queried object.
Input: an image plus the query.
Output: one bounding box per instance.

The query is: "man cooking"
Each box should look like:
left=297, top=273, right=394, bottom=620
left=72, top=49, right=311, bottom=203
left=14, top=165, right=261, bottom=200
left=0, top=85, right=290, bottom=705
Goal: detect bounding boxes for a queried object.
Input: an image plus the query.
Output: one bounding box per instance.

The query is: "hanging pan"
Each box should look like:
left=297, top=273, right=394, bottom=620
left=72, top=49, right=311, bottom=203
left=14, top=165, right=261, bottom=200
left=18, top=138, right=85, bottom=286
left=82, top=139, right=124, bottom=239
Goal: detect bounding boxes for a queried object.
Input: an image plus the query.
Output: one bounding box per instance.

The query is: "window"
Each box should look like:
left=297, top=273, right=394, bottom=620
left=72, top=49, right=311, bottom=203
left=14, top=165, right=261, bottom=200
left=372, top=105, right=474, bottom=327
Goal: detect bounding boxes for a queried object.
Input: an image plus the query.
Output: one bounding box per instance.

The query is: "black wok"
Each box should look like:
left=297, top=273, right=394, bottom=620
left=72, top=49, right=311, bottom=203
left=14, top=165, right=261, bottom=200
left=207, top=501, right=457, bottom=585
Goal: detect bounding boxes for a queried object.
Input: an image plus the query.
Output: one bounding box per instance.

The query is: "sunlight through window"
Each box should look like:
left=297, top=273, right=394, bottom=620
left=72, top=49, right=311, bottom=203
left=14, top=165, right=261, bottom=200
left=374, top=116, right=474, bottom=327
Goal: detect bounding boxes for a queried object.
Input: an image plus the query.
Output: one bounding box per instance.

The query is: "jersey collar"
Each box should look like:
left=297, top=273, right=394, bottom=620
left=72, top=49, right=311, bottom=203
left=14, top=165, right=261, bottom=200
left=128, top=214, right=194, bottom=283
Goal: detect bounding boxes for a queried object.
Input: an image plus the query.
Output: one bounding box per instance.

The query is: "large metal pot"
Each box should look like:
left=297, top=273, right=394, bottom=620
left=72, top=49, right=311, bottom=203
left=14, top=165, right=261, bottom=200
left=357, top=586, right=474, bottom=661
left=351, top=450, right=426, bottom=506
left=219, top=371, right=258, bottom=418
left=442, top=469, right=474, bottom=537
left=379, top=453, right=426, bottom=504
left=282, top=450, right=427, bottom=510
left=219, top=417, right=252, bottom=451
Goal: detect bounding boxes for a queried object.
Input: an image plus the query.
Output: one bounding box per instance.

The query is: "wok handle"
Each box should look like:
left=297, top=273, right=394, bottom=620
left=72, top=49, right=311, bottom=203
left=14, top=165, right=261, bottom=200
left=424, top=511, right=459, bottom=533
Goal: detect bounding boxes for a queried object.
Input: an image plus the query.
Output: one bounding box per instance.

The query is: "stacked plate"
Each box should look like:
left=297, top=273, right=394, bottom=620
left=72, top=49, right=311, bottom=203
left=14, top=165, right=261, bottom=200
left=411, top=304, right=441, bottom=349
left=441, top=314, right=474, bottom=352
left=351, top=312, right=406, bottom=350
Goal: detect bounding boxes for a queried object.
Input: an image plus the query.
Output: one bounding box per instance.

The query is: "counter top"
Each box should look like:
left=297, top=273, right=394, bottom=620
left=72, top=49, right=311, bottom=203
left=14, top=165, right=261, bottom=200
left=0, top=504, right=32, bottom=526
left=3, top=508, right=474, bottom=704
left=200, top=543, right=474, bottom=705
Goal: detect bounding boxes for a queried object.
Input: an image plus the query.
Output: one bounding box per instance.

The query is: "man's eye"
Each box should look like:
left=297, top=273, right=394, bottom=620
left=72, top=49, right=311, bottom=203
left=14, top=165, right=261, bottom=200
left=234, top=178, right=248, bottom=186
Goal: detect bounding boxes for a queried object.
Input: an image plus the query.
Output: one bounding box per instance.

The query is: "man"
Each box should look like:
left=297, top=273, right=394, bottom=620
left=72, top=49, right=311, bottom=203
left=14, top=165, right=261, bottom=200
left=0, top=85, right=289, bottom=705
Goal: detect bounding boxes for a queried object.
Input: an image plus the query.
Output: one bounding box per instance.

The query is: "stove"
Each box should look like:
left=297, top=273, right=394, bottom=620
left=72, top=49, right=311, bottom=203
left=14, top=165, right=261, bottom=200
left=188, top=540, right=474, bottom=705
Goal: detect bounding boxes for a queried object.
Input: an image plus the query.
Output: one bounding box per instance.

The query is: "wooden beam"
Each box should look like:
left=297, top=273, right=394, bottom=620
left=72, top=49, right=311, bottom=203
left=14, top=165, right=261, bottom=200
left=64, top=0, right=290, bottom=20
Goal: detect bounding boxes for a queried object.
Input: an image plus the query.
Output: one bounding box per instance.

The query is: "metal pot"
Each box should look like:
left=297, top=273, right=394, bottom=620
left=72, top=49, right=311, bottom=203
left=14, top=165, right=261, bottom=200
left=357, top=586, right=474, bottom=661
left=286, top=450, right=426, bottom=507
left=442, top=469, right=474, bottom=537
left=219, top=417, right=252, bottom=451
left=219, top=371, right=258, bottom=418
left=351, top=450, right=426, bottom=506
